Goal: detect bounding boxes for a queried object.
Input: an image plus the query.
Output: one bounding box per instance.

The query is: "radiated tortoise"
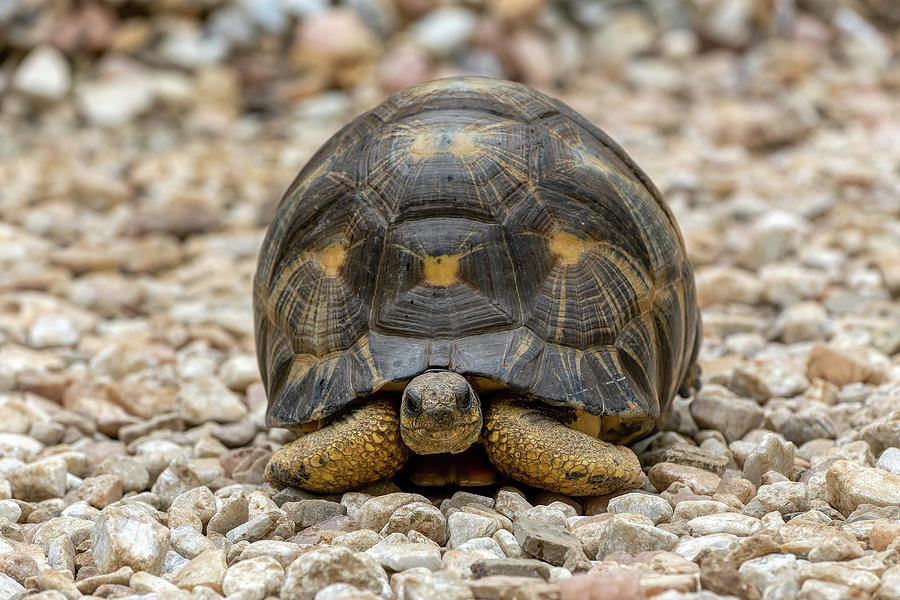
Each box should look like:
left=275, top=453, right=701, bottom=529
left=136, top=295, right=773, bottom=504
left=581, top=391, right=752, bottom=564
left=254, top=76, right=702, bottom=496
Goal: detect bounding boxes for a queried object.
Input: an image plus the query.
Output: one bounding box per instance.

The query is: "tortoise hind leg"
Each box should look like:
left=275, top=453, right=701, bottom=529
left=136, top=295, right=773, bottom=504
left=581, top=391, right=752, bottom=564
left=678, top=362, right=702, bottom=397
left=481, top=397, right=643, bottom=496
left=265, top=397, right=409, bottom=493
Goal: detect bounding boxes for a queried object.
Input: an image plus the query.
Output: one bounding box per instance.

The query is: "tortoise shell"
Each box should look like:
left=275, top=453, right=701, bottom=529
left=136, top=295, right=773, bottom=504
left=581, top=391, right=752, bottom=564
left=254, top=76, right=701, bottom=441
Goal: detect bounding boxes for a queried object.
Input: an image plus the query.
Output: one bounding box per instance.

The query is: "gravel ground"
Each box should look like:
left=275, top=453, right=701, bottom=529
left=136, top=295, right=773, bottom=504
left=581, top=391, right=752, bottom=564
left=2, top=1, right=900, bottom=600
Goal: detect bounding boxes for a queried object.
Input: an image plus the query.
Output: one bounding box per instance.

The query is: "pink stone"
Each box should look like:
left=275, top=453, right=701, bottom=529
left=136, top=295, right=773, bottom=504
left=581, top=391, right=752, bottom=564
left=558, top=569, right=647, bottom=600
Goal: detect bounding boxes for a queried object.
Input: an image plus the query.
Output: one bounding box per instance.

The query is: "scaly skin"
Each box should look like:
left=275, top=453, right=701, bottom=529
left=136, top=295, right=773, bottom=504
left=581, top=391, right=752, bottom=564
left=482, top=397, right=644, bottom=496
left=265, top=398, right=409, bottom=493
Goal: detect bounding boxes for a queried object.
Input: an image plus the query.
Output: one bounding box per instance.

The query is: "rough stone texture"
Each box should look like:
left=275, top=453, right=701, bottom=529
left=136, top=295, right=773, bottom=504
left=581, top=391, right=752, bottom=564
left=470, top=558, right=551, bottom=580
left=365, top=536, right=442, bottom=571
left=281, top=546, right=390, bottom=600
left=690, top=385, right=765, bottom=442
left=222, top=556, right=284, bottom=599
left=283, top=499, right=347, bottom=529
left=392, top=569, right=474, bottom=600
left=8, top=457, right=67, bottom=501
left=380, top=501, right=447, bottom=545
left=742, top=482, right=808, bottom=518
left=78, top=474, right=123, bottom=508
left=698, top=551, right=760, bottom=600
left=608, top=492, right=674, bottom=524
left=171, top=549, right=227, bottom=593
left=742, top=434, right=795, bottom=486
left=513, top=517, right=590, bottom=571
left=208, top=491, right=249, bottom=535
left=825, top=460, right=900, bottom=516
left=648, top=463, right=721, bottom=496
left=738, top=553, right=799, bottom=594
left=447, top=511, right=500, bottom=549
left=587, top=514, right=679, bottom=559
left=358, top=493, right=431, bottom=532
left=91, top=504, right=169, bottom=575
left=688, top=513, right=762, bottom=538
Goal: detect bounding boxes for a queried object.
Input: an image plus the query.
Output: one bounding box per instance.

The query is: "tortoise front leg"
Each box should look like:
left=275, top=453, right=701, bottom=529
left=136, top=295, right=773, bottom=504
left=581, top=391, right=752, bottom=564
left=265, top=398, right=409, bottom=493
left=482, top=397, right=643, bottom=496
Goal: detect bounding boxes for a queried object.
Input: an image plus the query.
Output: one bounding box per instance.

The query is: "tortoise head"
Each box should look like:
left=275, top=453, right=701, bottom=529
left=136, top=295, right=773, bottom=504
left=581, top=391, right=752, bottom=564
left=400, top=370, right=482, bottom=455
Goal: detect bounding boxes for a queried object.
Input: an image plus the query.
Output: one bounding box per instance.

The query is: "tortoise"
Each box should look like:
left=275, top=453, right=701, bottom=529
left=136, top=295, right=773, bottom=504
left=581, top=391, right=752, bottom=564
left=254, top=76, right=701, bottom=497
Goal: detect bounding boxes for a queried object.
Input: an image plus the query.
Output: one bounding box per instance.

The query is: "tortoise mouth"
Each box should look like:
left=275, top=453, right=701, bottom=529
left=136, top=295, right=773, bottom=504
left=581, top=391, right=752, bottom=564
left=401, top=424, right=481, bottom=455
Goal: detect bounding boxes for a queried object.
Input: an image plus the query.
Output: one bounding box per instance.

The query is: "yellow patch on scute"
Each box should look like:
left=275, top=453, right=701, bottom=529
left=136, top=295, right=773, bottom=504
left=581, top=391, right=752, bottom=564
left=423, top=254, right=461, bottom=287
left=409, top=128, right=480, bottom=160
left=549, top=231, right=593, bottom=265
left=313, top=242, right=347, bottom=277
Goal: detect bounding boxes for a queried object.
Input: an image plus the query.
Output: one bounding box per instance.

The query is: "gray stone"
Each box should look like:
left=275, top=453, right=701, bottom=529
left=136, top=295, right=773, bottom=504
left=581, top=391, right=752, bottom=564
left=738, top=553, right=799, bottom=593
left=494, top=489, right=532, bottom=520
left=12, top=45, right=71, bottom=101
left=769, top=406, right=837, bottom=446
left=455, top=537, right=504, bottom=558
left=470, top=558, right=550, bottom=580
left=222, top=555, right=284, bottom=600
left=447, top=511, right=499, bottom=549
left=47, top=534, right=74, bottom=573
left=339, top=492, right=372, bottom=520
left=743, top=482, right=808, bottom=518
left=518, top=505, right=568, bottom=528
left=380, top=501, right=446, bottom=545
left=729, top=359, right=808, bottom=401
left=170, top=486, right=216, bottom=527
left=171, top=548, right=227, bottom=592
left=411, top=6, right=477, bottom=56
left=9, top=456, right=67, bottom=501
left=281, top=546, right=390, bottom=600
left=826, top=459, right=900, bottom=515
left=226, top=511, right=280, bottom=543
left=365, top=536, right=441, bottom=572
left=236, top=540, right=303, bottom=568
left=674, top=533, right=741, bottom=561
left=640, top=443, right=730, bottom=476
left=358, top=493, right=430, bottom=532
left=588, top=514, right=679, bottom=560
left=0, top=500, right=21, bottom=522
left=283, top=499, right=347, bottom=529
left=688, top=513, right=762, bottom=537
left=177, top=376, right=247, bottom=425
left=32, top=516, right=94, bottom=553
left=672, top=500, right=730, bottom=521
left=170, top=525, right=216, bottom=559
left=332, top=529, right=382, bottom=552
left=493, top=529, right=522, bottom=558
left=441, top=491, right=494, bottom=512
left=880, top=566, right=900, bottom=600
left=743, top=433, right=794, bottom=486
left=76, top=76, right=154, bottom=126
left=607, top=492, right=674, bottom=524
left=208, top=490, right=249, bottom=535
left=391, top=569, right=473, bottom=600
left=92, top=504, right=169, bottom=575
left=513, top=517, right=589, bottom=571
left=690, top=385, right=764, bottom=442
left=0, top=573, right=25, bottom=598
left=877, top=447, right=900, bottom=474
left=151, top=460, right=202, bottom=510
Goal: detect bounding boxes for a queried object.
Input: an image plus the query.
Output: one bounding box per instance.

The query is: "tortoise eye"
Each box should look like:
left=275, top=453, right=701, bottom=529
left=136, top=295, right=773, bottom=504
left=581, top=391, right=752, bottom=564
left=405, top=389, right=422, bottom=415
left=457, top=391, right=472, bottom=412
